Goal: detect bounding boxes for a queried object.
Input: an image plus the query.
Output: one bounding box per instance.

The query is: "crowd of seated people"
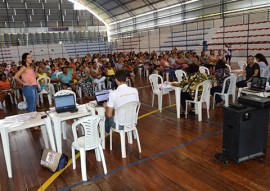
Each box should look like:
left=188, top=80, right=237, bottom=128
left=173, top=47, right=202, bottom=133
left=0, top=48, right=268, bottom=109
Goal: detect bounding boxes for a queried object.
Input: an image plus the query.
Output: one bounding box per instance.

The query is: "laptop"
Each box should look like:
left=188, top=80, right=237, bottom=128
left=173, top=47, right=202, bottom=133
left=245, top=76, right=267, bottom=92
left=94, top=90, right=110, bottom=106
left=54, top=94, right=77, bottom=113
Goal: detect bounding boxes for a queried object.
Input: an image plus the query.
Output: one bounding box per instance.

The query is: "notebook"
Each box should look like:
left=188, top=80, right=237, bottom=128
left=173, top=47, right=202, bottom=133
left=94, top=90, right=110, bottom=106
left=245, top=76, right=267, bottom=92
left=54, top=94, right=77, bottom=113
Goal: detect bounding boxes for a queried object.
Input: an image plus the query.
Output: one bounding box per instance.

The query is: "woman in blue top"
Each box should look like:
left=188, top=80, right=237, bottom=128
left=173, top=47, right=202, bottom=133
left=58, top=66, right=76, bottom=91
left=48, top=64, right=59, bottom=83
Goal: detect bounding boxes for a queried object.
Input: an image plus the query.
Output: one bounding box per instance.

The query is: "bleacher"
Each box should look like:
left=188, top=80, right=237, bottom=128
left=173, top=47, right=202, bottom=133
left=115, top=36, right=141, bottom=52
left=0, top=41, right=111, bottom=63
left=207, top=20, right=270, bottom=60
left=114, top=27, right=212, bottom=53
left=64, top=42, right=110, bottom=57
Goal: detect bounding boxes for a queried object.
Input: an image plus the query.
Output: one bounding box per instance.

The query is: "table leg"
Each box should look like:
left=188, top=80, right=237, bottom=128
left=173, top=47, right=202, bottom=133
left=53, top=117, right=62, bottom=153
left=40, top=125, right=49, bottom=148
left=175, top=87, right=181, bottom=118
left=45, top=117, right=56, bottom=151
left=1, top=128, right=12, bottom=178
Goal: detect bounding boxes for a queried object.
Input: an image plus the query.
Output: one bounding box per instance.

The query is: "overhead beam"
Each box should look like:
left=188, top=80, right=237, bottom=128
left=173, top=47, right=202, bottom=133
left=84, top=0, right=117, bottom=21
left=112, top=0, right=135, bottom=17
left=104, top=0, right=165, bottom=20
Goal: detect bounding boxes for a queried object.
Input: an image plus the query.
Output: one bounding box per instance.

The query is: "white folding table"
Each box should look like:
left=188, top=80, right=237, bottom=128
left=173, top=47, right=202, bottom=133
left=0, top=112, right=56, bottom=178
left=47, top=104, right=105, bottom=153
left=238, top=87, right=270, bottom=98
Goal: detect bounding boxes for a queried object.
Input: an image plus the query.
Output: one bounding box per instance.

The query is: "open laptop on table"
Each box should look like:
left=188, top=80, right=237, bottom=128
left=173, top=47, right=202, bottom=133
left=244, top=76, right=267, bottom=93
left=95, top=90, right=110, bottom=106
left=54, top=94, right=77, bottom=113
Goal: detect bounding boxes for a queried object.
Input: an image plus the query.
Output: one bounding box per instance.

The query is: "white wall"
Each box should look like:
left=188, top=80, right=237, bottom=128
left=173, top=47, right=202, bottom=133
left=0, top=41, right=111, bottom=63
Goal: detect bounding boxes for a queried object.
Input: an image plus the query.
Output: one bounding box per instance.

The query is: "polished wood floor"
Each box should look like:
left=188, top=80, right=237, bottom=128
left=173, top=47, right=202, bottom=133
left=1, top=68, right=270, bottom=191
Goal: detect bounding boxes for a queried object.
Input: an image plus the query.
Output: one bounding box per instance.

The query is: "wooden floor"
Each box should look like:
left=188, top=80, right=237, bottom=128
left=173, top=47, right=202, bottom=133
left=1, top=70, right=270, bottom=191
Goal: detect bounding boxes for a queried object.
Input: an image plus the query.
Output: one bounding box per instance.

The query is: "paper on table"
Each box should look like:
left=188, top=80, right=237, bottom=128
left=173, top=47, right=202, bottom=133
left=49, top=107, right=56, bottom=111
left=16, top=114, right=31, bottom=122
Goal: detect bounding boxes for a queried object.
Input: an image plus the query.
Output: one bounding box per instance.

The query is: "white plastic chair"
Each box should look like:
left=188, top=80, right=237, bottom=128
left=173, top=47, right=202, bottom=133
left=260, top=67, right=269, bottom=78
left=237, top=61, right=247, bottom=81
left=225, top=64, right=232, bottom=73
left=71, top=115, right=107, bottom=181
left=149, top=74, right=172, bottom=112
left=107, top=81, right=112, bottom=89
left=144, top=69, right=149, bottom=77
left=143, top=64, right=150, bottom=77
left=165, top=72, right=170, bottom=82
left=175, top=70, right=187, bottom=83
left=212, top=75, right=237, bottom=108
left=238, top=61, right=247, bottom=70
left=93, top=77, right=106, bottom=91
left=77, top=86, right=82, bottom=98
left=185, top=80, right=212, bottom=121
left=56, top=72, right=63, bottom=91
left=152, top=70, right=159, bottom=74
left=199, top=66, right=210, bottom=75
left=11, top=77, right=21, bottom=101
left=37, top=76, right=52, bottom=107
left=110, top=101, right=141, bottom=158
left=126, top=78, right=132, bottom=87
left=0, top=89, right=17, bottom=108
left=54, top=90, right=77, bottom=140
left=137, top=68, right=142, bottom=77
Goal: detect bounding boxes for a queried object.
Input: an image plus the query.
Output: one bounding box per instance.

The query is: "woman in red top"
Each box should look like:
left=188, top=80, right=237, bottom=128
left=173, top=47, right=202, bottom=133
left=0, top=73, right=13, bottom=104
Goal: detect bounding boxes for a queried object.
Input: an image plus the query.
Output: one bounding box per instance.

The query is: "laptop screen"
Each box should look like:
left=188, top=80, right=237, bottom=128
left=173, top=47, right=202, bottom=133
left=54, top=94, right=76, bottom=110
left=251, top=76, right=267, bottom=90
left=95, top=90, right=110, bottom=103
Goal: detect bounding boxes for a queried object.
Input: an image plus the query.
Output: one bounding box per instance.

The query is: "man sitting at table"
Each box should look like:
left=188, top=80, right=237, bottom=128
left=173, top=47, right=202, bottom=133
left=103, top=70, right=139, bottom=134
left=233, top=55, right=260, bottom=88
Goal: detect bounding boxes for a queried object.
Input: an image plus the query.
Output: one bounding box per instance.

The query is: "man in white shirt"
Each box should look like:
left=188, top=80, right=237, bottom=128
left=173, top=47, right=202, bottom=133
left=103, top=70, right=139, bottom=133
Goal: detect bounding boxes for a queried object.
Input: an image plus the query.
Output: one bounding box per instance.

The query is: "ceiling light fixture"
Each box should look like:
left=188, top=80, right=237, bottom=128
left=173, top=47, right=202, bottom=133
left=67, top=0, right=110, bottom=41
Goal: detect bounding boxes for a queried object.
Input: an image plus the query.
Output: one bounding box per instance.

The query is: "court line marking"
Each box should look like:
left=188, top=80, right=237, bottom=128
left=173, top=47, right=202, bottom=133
left=138, top=104, right=176, bottom=119
left=37, top=153, right=80, bottom=191
left=60, top=129, right=222, bottom=191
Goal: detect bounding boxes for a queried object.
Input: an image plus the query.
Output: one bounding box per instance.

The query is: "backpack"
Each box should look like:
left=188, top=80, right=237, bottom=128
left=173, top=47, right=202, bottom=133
left=40, top=148, right=68, bottom=172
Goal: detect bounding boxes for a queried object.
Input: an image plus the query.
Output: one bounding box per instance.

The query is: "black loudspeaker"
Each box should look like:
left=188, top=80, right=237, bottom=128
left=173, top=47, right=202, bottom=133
left=223, top=106, right=269, bottom=163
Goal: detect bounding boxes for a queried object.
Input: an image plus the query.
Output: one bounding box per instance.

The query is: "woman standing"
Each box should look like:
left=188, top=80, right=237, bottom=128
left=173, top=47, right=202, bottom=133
left=14, top=53, right=37, bottom=112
